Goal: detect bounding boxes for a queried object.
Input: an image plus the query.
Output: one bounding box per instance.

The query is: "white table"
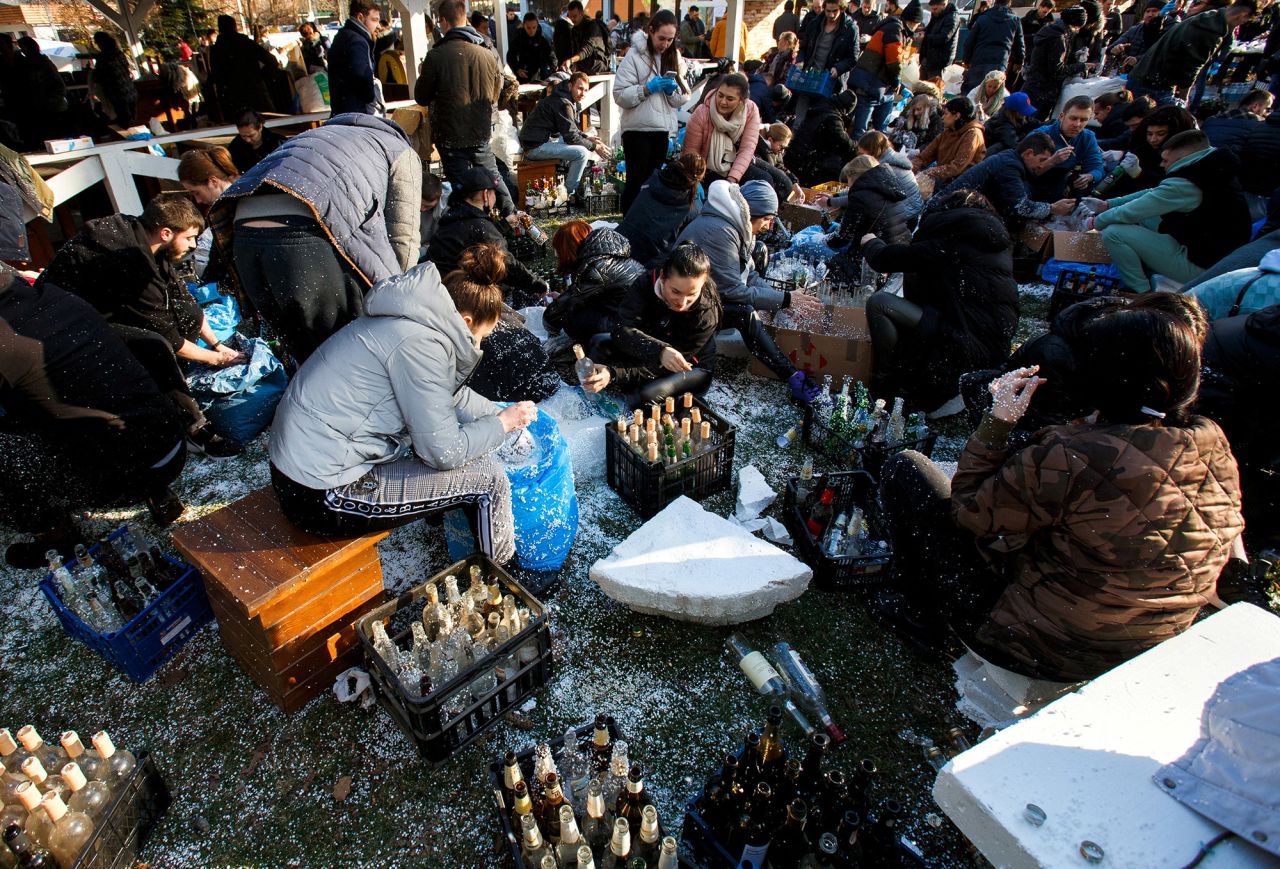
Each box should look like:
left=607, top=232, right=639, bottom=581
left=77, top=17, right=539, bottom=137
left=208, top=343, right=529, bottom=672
left=934, top=603, right=1280, bottom=868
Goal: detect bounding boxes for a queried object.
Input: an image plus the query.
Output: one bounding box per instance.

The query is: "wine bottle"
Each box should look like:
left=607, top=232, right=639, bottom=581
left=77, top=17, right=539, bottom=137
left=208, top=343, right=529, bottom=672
left=798, top=734, right=830, bottom=805
left=738, top=732, right=765, bottom=791
left=60, top=764, right=110, bottom=821
left=772, top=643, right=847, bottom=745
left=731, top=782, right=774, bottom=869
left=834, top=810, right=862, bottom=865
left=725, top=635, right=786, bottom=696
left=39, top=792, right=92, bottom=868
left=765, top=799, right=809, bottom=869
left=600, top=817, right=632, bottom=869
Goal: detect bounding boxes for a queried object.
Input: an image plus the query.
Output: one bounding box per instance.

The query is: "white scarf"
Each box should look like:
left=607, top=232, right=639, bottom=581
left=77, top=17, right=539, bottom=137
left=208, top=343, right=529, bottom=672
left=706, top=98, right=747, bottom=177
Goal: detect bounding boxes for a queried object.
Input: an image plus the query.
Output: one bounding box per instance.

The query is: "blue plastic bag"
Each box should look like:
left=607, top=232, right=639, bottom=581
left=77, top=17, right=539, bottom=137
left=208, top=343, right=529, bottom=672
left=200, top=295, right=241, bottom=346
left=1040, top=258, right=1122, bottom=285
left=187, top=282, right=222, bottom=305
left=188, top=337, right=288, bottom=444
left=504, top=408, right=578, bottom=572
left=788, top=225, right=839, bottom=260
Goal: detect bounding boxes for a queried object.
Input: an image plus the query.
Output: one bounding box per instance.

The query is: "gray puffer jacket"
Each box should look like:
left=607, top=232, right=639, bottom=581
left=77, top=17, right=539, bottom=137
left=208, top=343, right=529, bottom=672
left=269, top=262, right=504, bottom=490
left=675, top=180, right=785, bottom=311
left=212, top=113, right=421, bottom=289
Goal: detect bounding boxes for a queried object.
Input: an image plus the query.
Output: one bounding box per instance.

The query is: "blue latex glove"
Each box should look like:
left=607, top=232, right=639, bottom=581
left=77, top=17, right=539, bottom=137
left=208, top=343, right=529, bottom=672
left=660, top=75, right=680, bottom=94
left=788, top=370, right=823, bottom=404
left=647, top=75, right=668, bottom=94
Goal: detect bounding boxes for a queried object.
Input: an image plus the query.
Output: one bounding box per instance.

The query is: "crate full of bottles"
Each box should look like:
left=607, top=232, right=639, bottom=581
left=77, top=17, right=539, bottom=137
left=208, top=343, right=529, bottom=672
left=488, top=714, right=681, bottom=869
left=784, top=66, right=835, bottom=97
left=38, top=526, right=215, bottom=683
left=681, top=706, right=913, bottom=869
left=783, top=469, right=893, bottom=591
left=1046, top=266, right=1130, bottom=321
left=604, top=393, right=737, bottom=519
left=356, top=554, right=554, bottom=766
left=801, top=377, right=937, bottom=477
left=579, top=167, right=620, bottom=216
left=0, top=726, right=170, bottom=869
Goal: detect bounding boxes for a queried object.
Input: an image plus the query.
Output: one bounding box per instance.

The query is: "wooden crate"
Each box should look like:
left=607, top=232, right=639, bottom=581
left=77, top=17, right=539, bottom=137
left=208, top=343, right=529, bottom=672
left=515, top=158, right=560, bottom=208
left=170, top=488, right=390, bottom=714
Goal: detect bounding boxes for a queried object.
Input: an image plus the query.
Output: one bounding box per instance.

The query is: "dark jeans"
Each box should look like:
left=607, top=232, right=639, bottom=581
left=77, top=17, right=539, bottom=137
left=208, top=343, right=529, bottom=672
left=111, top=323, right=206, bottom=433
left=878, top=450, right=1004, bottom=639
left=852, top=89, right=895, bottom=138
left=0, top=431, right=185, bottom=532
left=590, top=335, right=717, bottom=409
left=866, top=291, right=924, bottom=393
left=723, top=302, right=797, bottom=381
left=621, top=130, right=671, bottom=215
left=439, top=145, right=516, bottom=216
left=232, top=222, right=367, bottom=364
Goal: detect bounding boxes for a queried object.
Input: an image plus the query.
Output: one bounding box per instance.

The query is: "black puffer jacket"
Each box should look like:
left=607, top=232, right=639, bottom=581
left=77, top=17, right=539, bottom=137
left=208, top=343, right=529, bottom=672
left=1237, top=111, right=1280, bottom=196
left=426, top=201, right=542, bottom=300
left=609, top=270, right=723, bottom=390
left=921, top=3, right=961, bottom=76
left=829, top=165, right=913, bottom=277
left=1024, top=20, right=1085, bottom=104
left=616, top=168, right=703, bottom=270
left=983, top=110, right=1030, bottom=156
left=784, top=103, right=858, bottom=186
left=544, top=229, right=645, bottom=334
left=863, top=206, right=1019, bottom=407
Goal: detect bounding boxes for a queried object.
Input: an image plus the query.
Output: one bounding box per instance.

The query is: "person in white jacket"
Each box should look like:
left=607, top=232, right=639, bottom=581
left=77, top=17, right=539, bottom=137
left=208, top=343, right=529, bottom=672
left=614, top=9, right=691, bottom=213
left=268, top=243, right=536, bottom=562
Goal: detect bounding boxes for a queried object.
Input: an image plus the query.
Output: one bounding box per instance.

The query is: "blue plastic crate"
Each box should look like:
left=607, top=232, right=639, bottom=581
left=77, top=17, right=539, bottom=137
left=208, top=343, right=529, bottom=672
left=39, top=529, right=214, bottom=683
left=786, top=66, right=835, bottom=97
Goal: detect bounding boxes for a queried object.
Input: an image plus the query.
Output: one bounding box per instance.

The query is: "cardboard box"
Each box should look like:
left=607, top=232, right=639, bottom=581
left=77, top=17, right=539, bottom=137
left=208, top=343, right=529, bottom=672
left=44, top=136, right=94, bottom=154
left=749, top=304, right=873, bottom=384
left=1019, top=224, right=1111, bottom=265
left=779, top=200, right=828, bottom=231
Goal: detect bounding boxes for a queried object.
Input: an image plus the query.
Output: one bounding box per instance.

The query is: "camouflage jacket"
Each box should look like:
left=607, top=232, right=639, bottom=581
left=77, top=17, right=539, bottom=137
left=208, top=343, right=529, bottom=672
left=952, top=413, right=1244, bottom=683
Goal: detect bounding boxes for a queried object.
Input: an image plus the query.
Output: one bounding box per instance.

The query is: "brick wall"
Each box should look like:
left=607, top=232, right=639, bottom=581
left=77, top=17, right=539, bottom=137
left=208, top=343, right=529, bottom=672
left=743, top=0, right=784, bottom=59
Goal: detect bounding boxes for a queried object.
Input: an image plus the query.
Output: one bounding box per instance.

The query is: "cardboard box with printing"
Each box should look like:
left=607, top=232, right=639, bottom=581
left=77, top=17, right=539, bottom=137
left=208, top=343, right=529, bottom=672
left=749, top=304, right=873, bottom=385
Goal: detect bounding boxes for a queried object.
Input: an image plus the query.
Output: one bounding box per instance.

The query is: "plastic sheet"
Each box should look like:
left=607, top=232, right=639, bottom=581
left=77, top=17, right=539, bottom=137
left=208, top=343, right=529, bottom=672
left=505, top=408, right=579, bottom=571
left=188, top=336, right=288, bottom=444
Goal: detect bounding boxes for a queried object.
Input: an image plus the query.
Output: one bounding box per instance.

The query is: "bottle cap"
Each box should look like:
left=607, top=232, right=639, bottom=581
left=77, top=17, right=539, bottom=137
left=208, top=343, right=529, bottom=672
left=15, top=726, right=41, bottom=752
left=15, top=781, right=41, bottom=811
left=0, top=729, right=16, bottom=756
left=824, top=721, right=848, bottom=745
left=61, top=763, right=88, bottom=792
left=21, top=757, right=47, bottom=783
left=91, top=731, right=116, bottom=760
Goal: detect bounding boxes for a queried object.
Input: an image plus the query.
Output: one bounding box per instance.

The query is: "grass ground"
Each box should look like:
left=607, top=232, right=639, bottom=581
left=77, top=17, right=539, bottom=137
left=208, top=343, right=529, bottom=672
left=0, top=247, right=1053, bottom=867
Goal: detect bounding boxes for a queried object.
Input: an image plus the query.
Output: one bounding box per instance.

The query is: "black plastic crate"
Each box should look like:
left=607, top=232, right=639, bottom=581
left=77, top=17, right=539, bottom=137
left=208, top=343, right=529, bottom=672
left=801, top=403, right=937, bottom=478
left=39, top=528, right=214, bottom=683
left=1047, top=268, right=1130, bottom=320
left=356, top=554, right=554, bottom=766
left=487, top=716, right=631, bottom=868
left=71, top=751, right=170, bottom=869
left=783, top=471, right=893, bottom=591
left=580, top=189, right=620, bottom=215
left=605, top=397, right=737, bottom=518
left=507, top=231, right=550, bottom=262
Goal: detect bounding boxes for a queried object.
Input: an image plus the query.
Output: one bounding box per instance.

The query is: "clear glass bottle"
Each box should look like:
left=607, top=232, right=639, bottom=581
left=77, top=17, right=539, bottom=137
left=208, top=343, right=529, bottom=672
left=633, top=804, right=661, bottom=865
left=369, top=621, right=402, bottom=676
left=14, top=782, right=52, bottom=846
left=0, top=732, right=30, bottom=779
left=72, top=546, right=121, bottom=632
left=573, top=345, right=595, bottom=385
left=40, top=791, right=93, bottom=869
left=557, top=804, right=586, bottom=866
left=582, top=779, right=609, bottom=853
left=557, top=726, right=589, bottom=810
left=45, top=552, right=93, bottom=625
left=19, top=759, right=65, bottom=799
left=725, top=635, right=786, bottom=696
left=603, top=740, right=629, bottom=807
left=0, top=760, right=24, bottom=806
left=443, top=574, right=462, bottom=608
left=576, top=844, right=598, bottom=869
left=60, top=763, right=110, bottom=821
left=89, top=733, right=134, bottom=787
left=518, top=812, right=551, bottom=865
left=600, top=816, right=631, bottom=869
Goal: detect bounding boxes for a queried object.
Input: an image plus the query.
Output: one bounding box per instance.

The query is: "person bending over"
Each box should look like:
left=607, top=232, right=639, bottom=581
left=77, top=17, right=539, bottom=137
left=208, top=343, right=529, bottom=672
left=546, top=222, right=646, bottom=342
left=579, top=243, right=721, bottom=408
left=269, top=245, right=536, bottom=561
left=876, top=295, right=1244, bottom=683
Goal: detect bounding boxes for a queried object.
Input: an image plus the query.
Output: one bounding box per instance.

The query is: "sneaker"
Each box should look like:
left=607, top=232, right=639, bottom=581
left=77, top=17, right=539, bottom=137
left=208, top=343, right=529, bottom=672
left=146, top=488, right=186, bottom=526
left=186, top=423, right=242, bottom=460
left=926, top=394, right=966, bottom=420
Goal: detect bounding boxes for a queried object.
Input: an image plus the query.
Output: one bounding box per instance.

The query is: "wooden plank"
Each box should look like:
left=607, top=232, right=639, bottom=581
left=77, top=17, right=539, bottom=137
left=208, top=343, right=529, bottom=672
left=247, top=545, right=383, bottom=630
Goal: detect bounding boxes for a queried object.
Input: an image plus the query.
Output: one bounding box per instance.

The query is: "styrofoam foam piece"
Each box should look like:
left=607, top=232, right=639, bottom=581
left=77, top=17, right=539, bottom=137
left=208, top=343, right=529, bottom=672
left=934, top=604, right=1280, bottom=868
left=588, top=496, right=812, bottom=625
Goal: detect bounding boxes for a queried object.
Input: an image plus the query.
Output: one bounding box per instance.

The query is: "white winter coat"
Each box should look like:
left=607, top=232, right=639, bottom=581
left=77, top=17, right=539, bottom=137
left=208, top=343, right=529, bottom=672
left=614, top=31, right=691, bottom=135
left=269, top=262, right=505, bottom=489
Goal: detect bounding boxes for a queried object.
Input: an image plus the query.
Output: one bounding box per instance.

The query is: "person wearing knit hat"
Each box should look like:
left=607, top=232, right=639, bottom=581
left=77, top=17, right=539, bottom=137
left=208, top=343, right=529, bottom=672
left=1023, top=3, right=1089, bottom=119
left=675, top=180, right=823, bottom=403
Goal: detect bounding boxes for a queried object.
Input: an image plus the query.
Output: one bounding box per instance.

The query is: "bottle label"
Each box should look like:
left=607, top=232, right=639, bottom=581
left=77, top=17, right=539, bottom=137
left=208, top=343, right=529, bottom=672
left=738, top=843, right=769, bottom=868
left=737, top=652, right=781, bottom=693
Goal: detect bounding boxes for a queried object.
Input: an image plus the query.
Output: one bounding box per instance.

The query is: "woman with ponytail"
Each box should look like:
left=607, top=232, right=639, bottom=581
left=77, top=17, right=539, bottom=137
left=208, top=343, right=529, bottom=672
left=269, top=243, right=536, bottom=562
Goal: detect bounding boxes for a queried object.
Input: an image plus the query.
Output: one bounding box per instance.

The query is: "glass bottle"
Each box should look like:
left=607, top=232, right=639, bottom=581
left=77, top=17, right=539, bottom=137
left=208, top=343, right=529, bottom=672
left=798, top=734, right=830, bottom=803
left=61, top=764, right=110, bottom=821
left=19, top=760, right=65, bottom=799
left=725, top=636, right=786, bottom=696
left=539, top=855, right=557, bottom=869
left=806, top=489, right=835, bottom=538
left=72, top=546, right=120, bottom=631
left=774, top=760, right=803, bottom=816
left=817, top=769, right=849, bottom=835
left=834, top=810, right=862, bottom=865
left=615, top=764, right=653, bottom=838
left=633, top=804, right=661, bottom=865
left=573, top=345, right=596, bottom=385
left=13, top=783, right=52, bottom=847
left=738, top=732, right=765, bottom=792
left=576, top=845, right=598, bottom=869
left=603, top=740, right=629, bottom=808
left=851, top=759, right=877, bottom=815
left=40, top=791, right=93, bottom=868
left=557, top=804, right=586, bottom=866
left=0, top=733, right=29, bottom=780
left=0, top=761, right=23, bottom=807
left=537, top=773, right=567, bottom=843
left=127, top=563, right=160, bottom=605
left=701, top=754, right=745, bottom=842
left=728, top=782, right=773, bottom=869
left=458, top=598, right=486, bottom=640
left=767, top=799, right=809, bottom=869
left=600, top=817, right=632, bottom=869
left=946, top=726, right=972, bottom=755
left=582, top=779, right=609, bottom=853
left=510, top=780, right=534, bottom=831
left=794, top=457, right=816, bottom=510
left=656, top=836, right=678, bottom=869
left=2, top=825, right=54, bottom=868
left=590, top=714, right=612, bottom=774
left=757, top=706, right=787, bottom=784
left=558, top=726, right=589, bottom=810
left=773, top=644, right=847, bottom=745
left=45, top=552, right=93, bottom=625
left=89, top=734, right=134, bottom=787
left=863, top=799, right=902, bottom=862
left=518, top=812, right=551, bottom=865
left=500, top=750, right=525, bottom=806
left=443, top=574, right=462, bottom=608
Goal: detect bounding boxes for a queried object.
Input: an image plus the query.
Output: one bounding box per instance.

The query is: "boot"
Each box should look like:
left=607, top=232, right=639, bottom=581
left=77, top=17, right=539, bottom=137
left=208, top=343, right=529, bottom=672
left=146, top=487, right=186, bottom=526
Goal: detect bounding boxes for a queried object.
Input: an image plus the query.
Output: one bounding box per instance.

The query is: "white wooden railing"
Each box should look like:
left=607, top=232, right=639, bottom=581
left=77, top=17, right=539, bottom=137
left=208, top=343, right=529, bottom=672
left=26, top=78, right=620, bottom=218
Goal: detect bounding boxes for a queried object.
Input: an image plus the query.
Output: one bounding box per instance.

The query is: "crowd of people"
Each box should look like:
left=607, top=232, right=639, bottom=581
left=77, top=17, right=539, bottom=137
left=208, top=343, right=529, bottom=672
left=3, top=0, right=1279, bottom=691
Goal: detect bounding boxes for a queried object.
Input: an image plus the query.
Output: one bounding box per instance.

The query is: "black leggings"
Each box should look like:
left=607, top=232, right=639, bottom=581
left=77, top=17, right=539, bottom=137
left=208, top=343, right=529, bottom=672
left=621, top=130, right=672, bottom=215
left=722, top=303, right=797, bottom=381
left=866, top=291, right=924, bottom=360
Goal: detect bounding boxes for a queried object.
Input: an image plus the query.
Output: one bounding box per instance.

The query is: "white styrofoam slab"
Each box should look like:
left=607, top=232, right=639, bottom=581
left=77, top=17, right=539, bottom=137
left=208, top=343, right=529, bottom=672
left=934, top=603, right=1280, bottom=868
left=587, top=495, right=812, bottom=625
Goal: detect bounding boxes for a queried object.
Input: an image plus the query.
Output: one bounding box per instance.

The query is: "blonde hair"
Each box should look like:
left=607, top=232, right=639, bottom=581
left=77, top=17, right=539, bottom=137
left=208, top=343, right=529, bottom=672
left=766, top=122, right=793, bottom=144
left=178, top=146, right=239, bottom=186
left=840, top=154, right=879, bottom=186
left=778, top=30, right=798, bottom=51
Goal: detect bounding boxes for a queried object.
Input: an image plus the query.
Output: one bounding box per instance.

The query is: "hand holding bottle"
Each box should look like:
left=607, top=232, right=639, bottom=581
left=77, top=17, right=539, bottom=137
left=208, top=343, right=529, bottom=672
left=660, top=346, right=693, bottom=373
left=988, top=366, right=1045, bottom=424
left=499, top=401, right=538, bottom=432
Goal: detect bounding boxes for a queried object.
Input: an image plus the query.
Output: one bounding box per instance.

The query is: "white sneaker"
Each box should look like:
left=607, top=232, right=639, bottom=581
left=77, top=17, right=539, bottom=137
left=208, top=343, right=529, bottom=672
left=927, top=394, right=965, bottom=420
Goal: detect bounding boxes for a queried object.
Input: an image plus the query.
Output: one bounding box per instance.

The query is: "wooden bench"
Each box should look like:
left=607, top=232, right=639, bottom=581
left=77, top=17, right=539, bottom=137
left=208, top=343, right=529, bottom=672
left=170, top=487, right=389, bottom=714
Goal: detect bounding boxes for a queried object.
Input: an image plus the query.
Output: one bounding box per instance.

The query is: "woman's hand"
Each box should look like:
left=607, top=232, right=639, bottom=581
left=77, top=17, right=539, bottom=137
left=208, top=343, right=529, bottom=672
left=212, top=344, right=247, bottom=366
left=580, top=365, right=611, bottom=393
left=660, top=346, right=693, bottom=372
left=498, top=401, right=538, bottom=432
left=790, top=185, right=807, bottom=204
left=988, top=366, right=1046, bottom=424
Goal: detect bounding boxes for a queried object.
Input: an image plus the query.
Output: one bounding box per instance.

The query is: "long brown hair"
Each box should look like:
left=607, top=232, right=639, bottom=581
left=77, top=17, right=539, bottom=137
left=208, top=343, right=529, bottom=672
left=647, top=9, right=680, bottom=75
left=178, top=146, right=239, bottom=186
left=443, top=244, right=506, bottom=325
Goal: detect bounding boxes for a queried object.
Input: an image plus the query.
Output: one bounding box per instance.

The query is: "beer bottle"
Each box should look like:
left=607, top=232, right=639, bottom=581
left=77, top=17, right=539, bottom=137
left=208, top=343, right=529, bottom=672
left=601, top=817, right=632, bottom=869
left=728, top=782, right=774, bottom=869
left=757, top=706, right=787, bottom=784
left=699, top=754, right=745, bottom=840
left=765, top=799, right=809, bottom=869
left=834, top=810, right=862, bottom=865
left=590, top=713, right=613, bottom=774
left=538, top=773, right=568, bottom=842
left=798, top=734, right=830, bottom=802
left=738, top=732, right=766, bottom=791
left=615, top=764, right=654, bottom=838
left=862, top=799, right=903, bottom=863
left=851, top=759, right=877, bottom=815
